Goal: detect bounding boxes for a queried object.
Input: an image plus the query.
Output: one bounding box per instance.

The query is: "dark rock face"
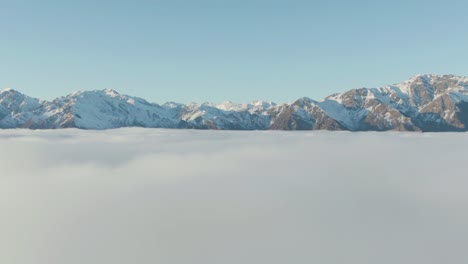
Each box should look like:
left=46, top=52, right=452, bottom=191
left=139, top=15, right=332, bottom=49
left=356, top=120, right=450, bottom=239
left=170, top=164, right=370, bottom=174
left=1, top=74, right=468, bottom=131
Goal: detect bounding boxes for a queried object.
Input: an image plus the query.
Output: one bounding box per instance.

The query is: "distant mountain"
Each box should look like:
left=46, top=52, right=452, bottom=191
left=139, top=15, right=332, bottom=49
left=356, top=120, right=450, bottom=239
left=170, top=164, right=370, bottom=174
left=1, top=74, right=468, bottom=131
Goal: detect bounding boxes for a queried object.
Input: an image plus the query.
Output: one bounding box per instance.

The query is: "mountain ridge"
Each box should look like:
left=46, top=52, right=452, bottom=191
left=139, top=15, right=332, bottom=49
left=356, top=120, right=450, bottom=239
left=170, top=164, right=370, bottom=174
left=2, top=74, right=468, bottom=131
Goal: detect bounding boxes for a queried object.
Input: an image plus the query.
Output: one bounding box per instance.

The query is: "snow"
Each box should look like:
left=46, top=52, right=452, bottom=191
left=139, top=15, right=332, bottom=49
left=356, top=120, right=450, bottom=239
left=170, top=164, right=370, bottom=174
left=0, top=88, right=14, bottom=94
left=215, top=101, right=248, bottom=111
left=449, top=90, right=468, bottom=104
left=1, top=128, right=468, bottom=263
left=1, top=74, right=468, bottom=131
left=103, top=88, right=120, bottom=97
left=66, top=90, right=179, bottom=129
left=317, top=99, right=368, bottom=130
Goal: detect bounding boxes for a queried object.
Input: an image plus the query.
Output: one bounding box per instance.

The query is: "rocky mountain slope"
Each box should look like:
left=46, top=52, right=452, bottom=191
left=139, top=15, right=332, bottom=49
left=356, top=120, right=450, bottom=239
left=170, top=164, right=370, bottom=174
left=1, top=74, right=468, bottom=131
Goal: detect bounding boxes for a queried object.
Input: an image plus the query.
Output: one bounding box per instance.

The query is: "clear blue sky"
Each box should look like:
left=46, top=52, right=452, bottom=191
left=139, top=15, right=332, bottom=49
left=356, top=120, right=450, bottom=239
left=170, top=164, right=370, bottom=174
left=1, top=0, right=468, bottom=103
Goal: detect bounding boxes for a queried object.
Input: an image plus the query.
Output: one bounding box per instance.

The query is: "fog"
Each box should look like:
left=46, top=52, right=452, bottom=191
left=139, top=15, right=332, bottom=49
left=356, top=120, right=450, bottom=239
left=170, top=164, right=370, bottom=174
left=1, top=128, right=467, bottom=264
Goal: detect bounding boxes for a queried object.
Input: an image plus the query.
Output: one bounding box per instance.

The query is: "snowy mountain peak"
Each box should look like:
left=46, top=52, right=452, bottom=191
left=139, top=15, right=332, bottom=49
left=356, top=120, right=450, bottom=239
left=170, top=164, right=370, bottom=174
left=215, top=101, right=247, bottom=111
left=401, top=74, right=468, bottom=86
left=1, top=74, right=468, bottom=131
left=0, top=88, right=19, bottom=95
left=103, top=89, right=120, bottom=97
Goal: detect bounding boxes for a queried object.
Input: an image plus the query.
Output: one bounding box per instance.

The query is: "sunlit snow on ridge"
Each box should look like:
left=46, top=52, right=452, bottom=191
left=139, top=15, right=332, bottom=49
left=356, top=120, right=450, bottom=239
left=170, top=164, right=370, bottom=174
left=1, top=128, right=468, bottom=264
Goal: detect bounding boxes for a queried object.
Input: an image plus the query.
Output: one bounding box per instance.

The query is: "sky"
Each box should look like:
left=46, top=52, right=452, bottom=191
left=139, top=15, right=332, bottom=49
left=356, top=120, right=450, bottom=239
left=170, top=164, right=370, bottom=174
left=1, top=129, right=468, bottom=263
left=1, top=0, right=468, bottom=103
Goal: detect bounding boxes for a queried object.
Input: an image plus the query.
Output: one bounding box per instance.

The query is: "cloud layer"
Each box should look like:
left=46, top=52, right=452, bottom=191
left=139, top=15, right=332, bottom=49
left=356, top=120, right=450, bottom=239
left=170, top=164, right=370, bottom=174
left=1, top=129, right=468, bottom=264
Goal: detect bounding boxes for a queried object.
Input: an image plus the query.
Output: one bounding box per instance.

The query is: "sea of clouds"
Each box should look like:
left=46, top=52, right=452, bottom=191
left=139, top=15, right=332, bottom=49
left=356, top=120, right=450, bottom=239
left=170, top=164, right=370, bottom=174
left=1, top=128, right=467, bottom=264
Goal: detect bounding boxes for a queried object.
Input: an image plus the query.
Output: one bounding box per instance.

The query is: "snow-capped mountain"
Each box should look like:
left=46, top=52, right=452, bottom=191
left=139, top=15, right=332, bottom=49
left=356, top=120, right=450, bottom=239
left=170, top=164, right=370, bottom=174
left=275, top=74, right=468, bottom=132
left=1, top=74, right=468, bottom=131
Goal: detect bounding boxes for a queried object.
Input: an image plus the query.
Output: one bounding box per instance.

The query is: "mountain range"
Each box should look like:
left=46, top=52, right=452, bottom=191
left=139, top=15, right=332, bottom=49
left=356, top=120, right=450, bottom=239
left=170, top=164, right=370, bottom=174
left=1, top=74, right=468, bottom=131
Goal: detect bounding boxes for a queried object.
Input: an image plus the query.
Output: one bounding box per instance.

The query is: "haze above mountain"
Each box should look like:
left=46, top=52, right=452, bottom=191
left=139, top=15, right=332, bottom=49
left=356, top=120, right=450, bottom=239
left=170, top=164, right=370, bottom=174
left=1, top=74, right=468, bottom=131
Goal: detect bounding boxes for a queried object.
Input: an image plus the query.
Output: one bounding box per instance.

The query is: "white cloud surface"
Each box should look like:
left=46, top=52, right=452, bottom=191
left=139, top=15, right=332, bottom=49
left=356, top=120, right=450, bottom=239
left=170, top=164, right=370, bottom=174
left=1, top=128, right=468, bottom=264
